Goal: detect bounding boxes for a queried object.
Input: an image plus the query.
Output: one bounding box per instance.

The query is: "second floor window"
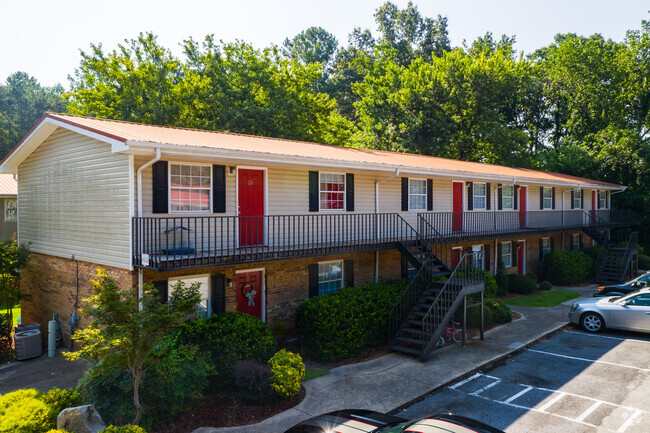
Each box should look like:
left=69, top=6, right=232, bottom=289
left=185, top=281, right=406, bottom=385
left=502, top=185, right=514, bottom=210
left=320, top=173, right=345, bottom=210
left=473, top=183, right=487, bottom=210
left=598, top=191, right=607, bottom=208
left=542, top=187, right=553, bottom=209
left=318, top=260, right=344, bottom=295
left=4, top=199, right=16, bottom=222
left=572, top=190, right=581, bottom=209
left=409, top=179, right=427, bottom=210
left=170, top=164, right=211, bottom=212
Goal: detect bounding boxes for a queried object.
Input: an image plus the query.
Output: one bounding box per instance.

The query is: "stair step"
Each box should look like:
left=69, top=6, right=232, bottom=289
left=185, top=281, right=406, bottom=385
left=394, top=335, right=424, bottom=345
left=399, top=327, right=427, bottom=336
left=389, top=344, right=423, bottom=357
left=405, top=319, right=423, bottom=326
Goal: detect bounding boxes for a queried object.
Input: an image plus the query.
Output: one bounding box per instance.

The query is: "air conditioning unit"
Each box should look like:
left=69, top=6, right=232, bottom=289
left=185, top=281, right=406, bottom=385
left=15, top=323, right=41, bottom=333
left=14, top=329, right=43, bottom=361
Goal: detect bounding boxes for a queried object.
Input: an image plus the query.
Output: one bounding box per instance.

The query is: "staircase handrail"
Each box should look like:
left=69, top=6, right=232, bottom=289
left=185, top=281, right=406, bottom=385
left=618, top=231, right=638, bottom=281
left=594, top=237, right=611, bottom=282
left=583, top=210, right=609, bottom=228
left=418, top=213, right=455, bottom=250
left=420, top=251, right=485, bottom=360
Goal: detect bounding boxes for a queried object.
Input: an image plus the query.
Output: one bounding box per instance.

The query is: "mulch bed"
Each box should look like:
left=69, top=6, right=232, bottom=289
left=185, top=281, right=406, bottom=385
left=152, top=387, right=305, bottom=433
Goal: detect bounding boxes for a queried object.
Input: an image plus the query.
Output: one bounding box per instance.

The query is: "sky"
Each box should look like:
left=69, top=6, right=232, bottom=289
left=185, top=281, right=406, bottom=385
left=1, top=0, right=648, bottom=88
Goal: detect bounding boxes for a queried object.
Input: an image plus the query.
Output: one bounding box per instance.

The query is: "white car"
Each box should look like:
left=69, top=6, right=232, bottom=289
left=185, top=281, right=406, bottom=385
left=569, top=288, right=650, bottom=333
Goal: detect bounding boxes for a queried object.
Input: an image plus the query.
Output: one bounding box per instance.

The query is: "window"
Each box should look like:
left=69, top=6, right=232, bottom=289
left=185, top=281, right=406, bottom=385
left=571, top=234, right=580, bottom=251
left=320, top=173, right=345, bottom=210
left=170, top=164, right=211, bottom=212
left=502, top=185, right=514, bottom=210
left=572, top=190, right=581, bottom=209
left=472, top=245, right=484, bottom=270
left=500, top=242, right=512, bottom=267
left=408, top=179, right=427, bottom=210
left=625, top=293, right=650, bottom=307
left=473, top=183, right=487, bottom=210
left=318, top=260, right=344, bottom=295
left=407, top=261, right=417, bottom=278
left=541, top=237, right=551, bottom=260
left=4, top=199, right=16, bottom=222
left=168, top=274, right=210, bottom=316
left=542, top=187, right=553, bottom=209
left=599, top=191, right=607, bottom=209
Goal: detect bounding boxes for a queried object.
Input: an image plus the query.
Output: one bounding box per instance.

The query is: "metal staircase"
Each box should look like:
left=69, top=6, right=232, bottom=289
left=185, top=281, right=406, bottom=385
left=388, top=216, right=485, bottom=361
left=595, top=232, right=638, bottom=283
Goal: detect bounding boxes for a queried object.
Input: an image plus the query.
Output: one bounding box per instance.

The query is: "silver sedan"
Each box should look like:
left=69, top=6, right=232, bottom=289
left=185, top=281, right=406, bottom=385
left=569, top=288, right=650, bottom=333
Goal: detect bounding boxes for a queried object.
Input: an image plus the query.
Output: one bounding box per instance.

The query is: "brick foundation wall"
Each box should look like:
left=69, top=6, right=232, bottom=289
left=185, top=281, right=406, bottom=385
left=20, top=252, right=136, bottom=347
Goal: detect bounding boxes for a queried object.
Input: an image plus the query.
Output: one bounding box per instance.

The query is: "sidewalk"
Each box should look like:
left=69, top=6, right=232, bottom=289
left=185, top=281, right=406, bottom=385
left=196, top=300, right=575, bottom=433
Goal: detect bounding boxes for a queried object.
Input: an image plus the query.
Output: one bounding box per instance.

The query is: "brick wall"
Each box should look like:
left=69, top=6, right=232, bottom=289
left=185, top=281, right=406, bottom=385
left=20, top=252, right=136, bottom=347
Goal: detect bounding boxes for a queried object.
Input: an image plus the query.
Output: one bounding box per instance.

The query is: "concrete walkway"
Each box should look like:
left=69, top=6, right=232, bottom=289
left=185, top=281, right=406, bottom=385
left=196, top=292, right=583, bottom=433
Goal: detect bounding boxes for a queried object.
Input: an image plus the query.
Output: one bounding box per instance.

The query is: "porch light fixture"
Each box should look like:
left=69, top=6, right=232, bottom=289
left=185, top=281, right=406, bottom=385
left=228, top=166, right=236, bottom=175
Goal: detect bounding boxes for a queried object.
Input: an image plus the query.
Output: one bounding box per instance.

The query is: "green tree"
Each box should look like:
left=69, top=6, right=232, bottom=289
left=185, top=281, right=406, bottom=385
left=0, top=72, right=65, bottom=157
left=64, top=270, right=201, bottom=425
left=283, top=26, right=339, bottom=81
left=0, top=240, right=31, bottom=327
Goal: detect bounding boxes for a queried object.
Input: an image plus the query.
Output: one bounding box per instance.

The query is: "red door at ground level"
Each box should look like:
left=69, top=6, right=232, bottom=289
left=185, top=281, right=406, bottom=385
left=451, top=249, right=461, bottom=268
left=517, top=241, right=525, bottom=274
left=452, top=182, right=463, bottom=232
left=236, top=271, right=263, bottom=319
left=238, top=169, right=265, bottom=246
left=519, top=186, right=527, bottom=228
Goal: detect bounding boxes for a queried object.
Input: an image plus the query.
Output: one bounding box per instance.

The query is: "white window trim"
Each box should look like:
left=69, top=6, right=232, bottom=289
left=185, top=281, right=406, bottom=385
left=598, top=191, right=607, bottom=209
left=501, top=242, right=512, bottom=267
left=572, top=190, right=581, bottom=209
left=542, top=187, right=553, bottom=210
left=571, top=234, right=580, bottom=250
left=168, top=162, right=213, bottom=213
left=319, top=172, right=346, bottom=212
left=542, top=237, right=551, bottom=259
left=472, top=244, right=484, bottom=270
left=473, top=182, right=487, bottom=211
left=408, top=178, right=427, bottom=211
left=168, top=274, right=211, bottom=316
left=4, top=199, right=17, bottom=222
left=501, top=185, right=514, bottom=211
left=317, top=259, right=344, bottom=295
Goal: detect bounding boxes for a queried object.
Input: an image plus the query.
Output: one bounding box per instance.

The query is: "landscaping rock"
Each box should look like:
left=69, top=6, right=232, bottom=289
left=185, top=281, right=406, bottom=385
left=57, top=404, right=106, bottom=433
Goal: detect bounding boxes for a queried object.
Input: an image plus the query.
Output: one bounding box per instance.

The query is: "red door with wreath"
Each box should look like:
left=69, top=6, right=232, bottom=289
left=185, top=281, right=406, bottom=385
left=236, top=271, right=263, bottom=319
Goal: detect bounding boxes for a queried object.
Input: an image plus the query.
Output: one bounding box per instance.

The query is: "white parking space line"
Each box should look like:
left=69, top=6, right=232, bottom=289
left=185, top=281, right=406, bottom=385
left=472, top=379, right=501, bottom=396
left=537, top=392, right=565, bottom=413
left=504, top=386, right=532, bottom=403
left=450, top=373, right=482, bottom=390
left=564, top=330, right=650, bottom=344
left=527, top=349, right=650, bottom=373
left=575, top=401, right=602, bottom=423
left=617, top=409, right=642, bottom=433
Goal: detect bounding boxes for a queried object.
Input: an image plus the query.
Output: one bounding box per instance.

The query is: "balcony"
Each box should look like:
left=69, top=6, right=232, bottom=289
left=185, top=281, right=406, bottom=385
left=132, top=209, right=629, bottom=270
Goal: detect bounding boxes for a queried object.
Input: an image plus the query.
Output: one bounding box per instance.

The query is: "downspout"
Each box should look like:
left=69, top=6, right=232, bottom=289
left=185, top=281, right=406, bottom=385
left=375, top=168, right=400, bottom=282
left=135, top=148, right=162, bottom=302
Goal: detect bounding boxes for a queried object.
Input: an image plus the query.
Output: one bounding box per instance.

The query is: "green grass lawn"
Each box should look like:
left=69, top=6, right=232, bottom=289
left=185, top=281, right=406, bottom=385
left=303, top=369, right=327, bottom=382
left=11, top=307, right=20, bottom=326
left=504, top=289, right=580, bottom=308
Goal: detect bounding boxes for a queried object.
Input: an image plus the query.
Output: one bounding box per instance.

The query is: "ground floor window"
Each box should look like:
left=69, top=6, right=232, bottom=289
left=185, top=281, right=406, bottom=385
left=541, top=237, right=551, bottom=260
left=501, top=242, right=512, bottom=267
left=472, top=245, right=484, bottom=270
left=169, top=274, right=210, bottom=315
left=318, top=260, right=344, bottom=295
left=4, top=199, right=16, bottom=222
left=571, top=234, right=580, bottom=251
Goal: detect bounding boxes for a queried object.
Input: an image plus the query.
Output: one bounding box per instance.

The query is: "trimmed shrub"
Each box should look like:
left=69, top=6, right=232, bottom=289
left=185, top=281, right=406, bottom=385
left=488, top=299, right=512, bottom=324
left=455, top=303, right=493, bottom=328
left=43, top=388, right=82, bottom=428
left=581, top=246, right=602, bottom=262
left=233, top=360, right=273, bottom=403
left=179, top=312, right=276, bottom=390
left=543, top=250, right=593, bottom=285
left=268, top=350, right=305, bottom=399
left=0, top=313, right=11, bottom=358
left=46, top=430, right=69, bottom=433
left=638, top=254, right=650, bottom=270
left=507, top=274, right=536, bottom=294
left=0, top=390, right=50, bottom=433
left=495, top=261, right=508, bottom=296
left=539, top=280, right=553, bottom=291
left=526, top=272, right=538, bottom=283
left=296, top=279, right=407, bottom=361
left=101, top=426, right=148, bottom=433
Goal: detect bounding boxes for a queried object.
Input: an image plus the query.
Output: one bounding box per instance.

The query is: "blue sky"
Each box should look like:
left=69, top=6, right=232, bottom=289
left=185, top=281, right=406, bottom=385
left=2, top=0, right=648, bottom=88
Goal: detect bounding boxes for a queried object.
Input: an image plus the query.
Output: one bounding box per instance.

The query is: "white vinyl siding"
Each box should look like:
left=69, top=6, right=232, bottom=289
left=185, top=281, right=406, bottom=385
left=18, top=128, right=132, bottom=269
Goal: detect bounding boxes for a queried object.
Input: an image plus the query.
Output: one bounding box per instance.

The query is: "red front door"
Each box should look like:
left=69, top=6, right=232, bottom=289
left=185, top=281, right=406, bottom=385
left=236, top=271, right=263, bottom=319
left=517, top=241, right=525, bottom=274
left=238, top=169, right=265, bottom=246
left=452, top=182, right=463, bottom=232
left=519, top=186, right=527, bottom=228
left=451, top=248, right=461, bottom=268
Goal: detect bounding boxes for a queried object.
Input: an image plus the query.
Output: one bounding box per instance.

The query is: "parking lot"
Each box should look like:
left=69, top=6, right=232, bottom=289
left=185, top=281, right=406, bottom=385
left=399, top=328, right=650, bottom=432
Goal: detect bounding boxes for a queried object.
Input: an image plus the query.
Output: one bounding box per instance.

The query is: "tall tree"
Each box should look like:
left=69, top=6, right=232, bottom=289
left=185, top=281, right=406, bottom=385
left=283, top=27, right=338, bottom=76
left=0, top=72, right=65, bottom=157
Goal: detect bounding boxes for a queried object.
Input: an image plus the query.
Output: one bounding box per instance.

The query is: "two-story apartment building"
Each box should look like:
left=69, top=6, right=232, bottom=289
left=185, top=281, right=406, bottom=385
left=1, top=113, right=630, bottom=359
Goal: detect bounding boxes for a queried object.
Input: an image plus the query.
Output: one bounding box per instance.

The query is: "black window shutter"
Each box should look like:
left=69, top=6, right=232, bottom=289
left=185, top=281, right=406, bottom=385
left=539, top=187, right=544, bottom=209
left=401, top=255, right=409, bottom=279
left=484, top=244, right=491, bottom=272
left=552, top=187, right=556, bottom=209
left=497, top=184, right=503, bottom=210
left=467, top=182, right=474, bottom=211
left=427, top=179, right=433, bottom=211
left=571, top=190, right=575, bottom=209
left=486, top=183, right=491, bottom=210
left=550, top=237, right=555, bottom=251
left=344, top=260, right=354, bottom=288
left=539, top=239, right=544, bottom=262
left=309, top=171, right=319, bottom=212
left=512, top=241, right=518, bottom=267
left=401, top=178, right=409, bottom=211
left=152, top=161, right=168, bottom=214
left=597, top=190, right=601, bottom=209
left=514, top=185, right=519, bottom=210
left=346, top=173, right=354, bottom=212
left=213, top=165, right=226, bottom=213
left=211, top=274, right=226, bottom=314
left=606, top=191, right=609, bottom=208
left=579, top=234, right=583, bottom=249
left=153, top=280, right=168, bottom=304
left=497, top=243, right=503, bottom=266
left=308, top=264, right=319, bottom=297
left=581, top=189, right=584, bottom=209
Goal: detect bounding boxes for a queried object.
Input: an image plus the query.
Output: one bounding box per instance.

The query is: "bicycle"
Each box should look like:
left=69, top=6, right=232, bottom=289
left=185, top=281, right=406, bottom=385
left=436, top=320, right=465, bottom=347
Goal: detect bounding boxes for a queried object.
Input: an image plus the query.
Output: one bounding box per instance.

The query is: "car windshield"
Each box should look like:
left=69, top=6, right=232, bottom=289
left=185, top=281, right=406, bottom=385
left=609, top=290, right=641, bottom=302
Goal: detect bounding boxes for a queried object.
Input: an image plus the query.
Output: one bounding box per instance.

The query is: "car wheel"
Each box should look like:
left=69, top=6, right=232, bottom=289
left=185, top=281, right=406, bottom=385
left=581, top=312, right=605, bottom=332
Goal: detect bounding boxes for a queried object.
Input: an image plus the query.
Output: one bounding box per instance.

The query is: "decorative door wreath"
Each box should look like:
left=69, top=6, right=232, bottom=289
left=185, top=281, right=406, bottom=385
left=241, top=282, right=257, bottom=307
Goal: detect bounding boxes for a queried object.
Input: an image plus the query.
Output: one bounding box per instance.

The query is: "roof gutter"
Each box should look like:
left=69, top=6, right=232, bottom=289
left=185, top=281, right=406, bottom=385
left=136, top=148, right=161, bottom=217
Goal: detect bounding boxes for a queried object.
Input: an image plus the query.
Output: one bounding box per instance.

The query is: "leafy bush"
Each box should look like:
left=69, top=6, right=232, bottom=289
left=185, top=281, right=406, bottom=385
left=488, top=299, right=512, bottom=324
left=0, top=313, right=11, bottom=358
left=483, top=272, right=498, bottom=298
left=543, top=250, right=593, bottom=285
left=77, top=336, right=211, bottom=430
left=46, top=430, right=69, bottom=433
left=101, top=426, right=148, bottom=433
left=495, top=261, right=508, bottom=296
left=539, top=280, right=553, bottom=291
left=526, top=272, right=538, bottom=283
left=179, top=312, right=276, bottom=390
left=455, top=303, right=493, bottom=328
left=43, top=388, right=82, bottom=428
left=233, top=360, right=273, bottom=403
left=268, top=349, right=305, bottom=399
left=581, top=245, right=602, bottom=261
left=507, top=274, right=536, bottom=294
left=296, top=279, right=407, bottom=361
left=0, top=389, right=51, bottom=433
left=638, top=254, right=650, bottom=270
